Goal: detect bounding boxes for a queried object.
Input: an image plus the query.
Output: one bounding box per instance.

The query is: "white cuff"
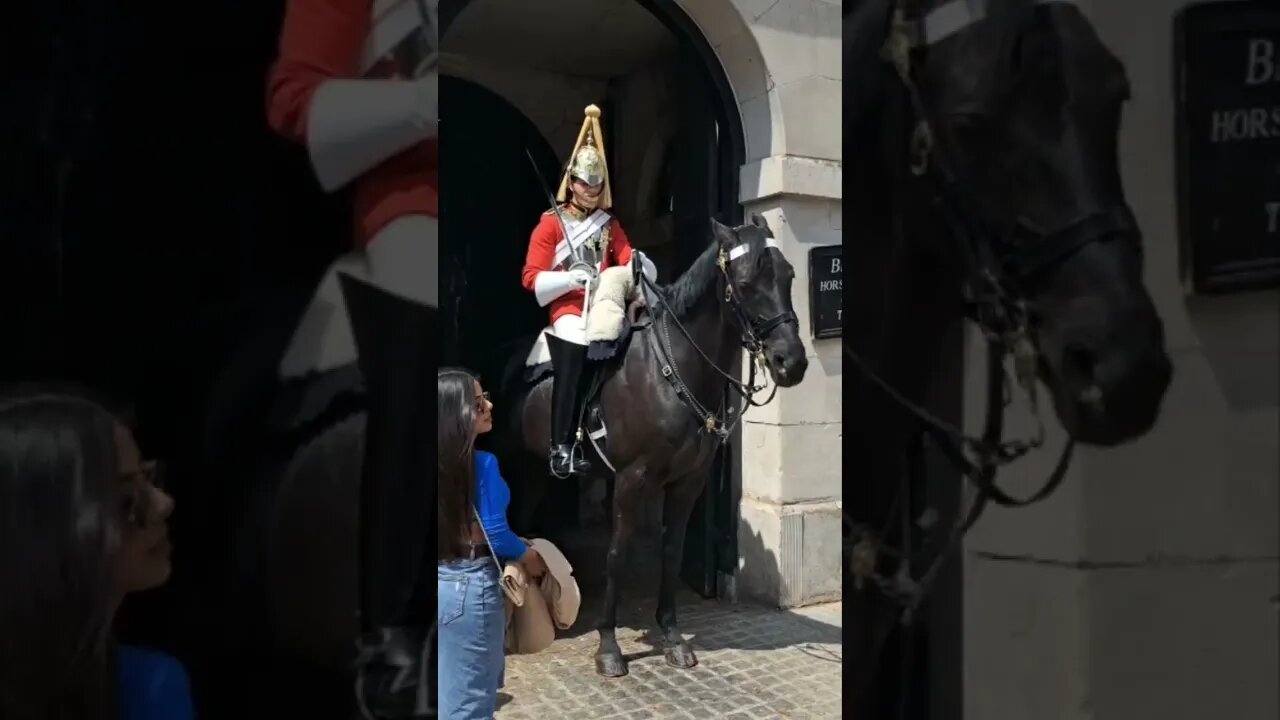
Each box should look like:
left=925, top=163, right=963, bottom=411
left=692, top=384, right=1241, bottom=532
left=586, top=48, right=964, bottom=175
left=306, top=74, right=437, bottom=192
left=534, top=271, right=580, bottom=307
left=634, top=250, right=658, bottom=283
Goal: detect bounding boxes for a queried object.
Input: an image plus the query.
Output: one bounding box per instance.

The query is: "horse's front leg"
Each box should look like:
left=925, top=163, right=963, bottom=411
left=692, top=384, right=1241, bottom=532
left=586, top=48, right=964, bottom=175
left=595, top=464, right=645, bottom=677
left=655, top=474, right=704, bottom=669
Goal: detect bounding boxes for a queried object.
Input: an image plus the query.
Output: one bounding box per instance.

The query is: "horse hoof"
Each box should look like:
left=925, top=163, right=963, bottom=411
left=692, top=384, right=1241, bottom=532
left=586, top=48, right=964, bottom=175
left=594, top=651, right=628, bottom=678
left=664, top=642, right=698, bottom=669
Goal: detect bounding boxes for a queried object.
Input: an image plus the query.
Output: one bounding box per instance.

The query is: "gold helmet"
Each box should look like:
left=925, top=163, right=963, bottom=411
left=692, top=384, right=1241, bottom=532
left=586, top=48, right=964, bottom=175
left=556, top=104, right=612, bottom=210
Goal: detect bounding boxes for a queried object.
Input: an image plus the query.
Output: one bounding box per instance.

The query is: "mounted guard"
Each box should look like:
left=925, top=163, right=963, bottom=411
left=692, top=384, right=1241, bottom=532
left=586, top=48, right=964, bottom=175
left=521, top=104, right=656, bottom=479
left=266, top=0, right=437, bottom=717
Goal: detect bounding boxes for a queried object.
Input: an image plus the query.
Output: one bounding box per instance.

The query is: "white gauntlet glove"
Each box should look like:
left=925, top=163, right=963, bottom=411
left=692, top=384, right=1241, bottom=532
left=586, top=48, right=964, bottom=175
left=534, top=271, right=588, bottom=307
left=306, top=72, right=437, bottom=192
left=632, top=249, right=658, bottom=283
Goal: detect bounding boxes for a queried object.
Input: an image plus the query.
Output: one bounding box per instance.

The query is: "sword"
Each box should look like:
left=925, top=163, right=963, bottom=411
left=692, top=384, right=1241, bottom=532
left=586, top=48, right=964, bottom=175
left=523, top=147, right=591, bottom=273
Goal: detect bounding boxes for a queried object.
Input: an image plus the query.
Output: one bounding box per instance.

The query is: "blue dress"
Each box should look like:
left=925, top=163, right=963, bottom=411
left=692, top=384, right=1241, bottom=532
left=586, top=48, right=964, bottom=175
left=116, top=645, right=196, bottom=720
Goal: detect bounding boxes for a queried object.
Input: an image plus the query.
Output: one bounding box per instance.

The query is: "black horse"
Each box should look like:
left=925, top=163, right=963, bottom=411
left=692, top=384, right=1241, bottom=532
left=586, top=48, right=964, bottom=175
left=502, top=215, right=809, bottom=677
left=845, top=0, right=1172, bottom=716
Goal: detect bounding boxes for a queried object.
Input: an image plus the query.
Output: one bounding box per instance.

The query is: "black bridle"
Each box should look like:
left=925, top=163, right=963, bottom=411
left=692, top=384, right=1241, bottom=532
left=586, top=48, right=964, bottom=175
left=641, top=222, right=798, bottom=440
left=847, top=0, right=1143, bottom=620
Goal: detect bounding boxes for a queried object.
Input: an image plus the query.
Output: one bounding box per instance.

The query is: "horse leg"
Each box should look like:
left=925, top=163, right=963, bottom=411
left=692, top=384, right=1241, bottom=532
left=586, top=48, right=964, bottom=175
left=655, top=476, right=703, bottom=669
left=594, top=465, right=645, bottom=678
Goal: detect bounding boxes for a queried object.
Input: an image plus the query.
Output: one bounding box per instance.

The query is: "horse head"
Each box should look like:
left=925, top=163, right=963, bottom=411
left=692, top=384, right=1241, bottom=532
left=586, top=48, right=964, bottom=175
left=710, top=215, right=809, bottom=387
left=901, top=0, right=1172, bottom=445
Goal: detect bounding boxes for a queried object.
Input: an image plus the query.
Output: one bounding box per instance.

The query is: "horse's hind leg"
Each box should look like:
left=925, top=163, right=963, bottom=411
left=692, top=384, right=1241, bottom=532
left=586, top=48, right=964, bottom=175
left=655, top=475, right=704, bottom=669
left=594, top=465, right=645, bottom=678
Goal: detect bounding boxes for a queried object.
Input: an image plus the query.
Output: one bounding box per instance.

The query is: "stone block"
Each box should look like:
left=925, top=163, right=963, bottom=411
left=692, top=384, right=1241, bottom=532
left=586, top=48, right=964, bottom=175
left=737, top=498, right=842, bottom=607
left=963, top=556, right=1092, bottom=720
left=713, top=27, right=771, bottom=104
left=740, top=421, right=842, bottom=504
left=1087, top=562, right=1279, bottom=720
left=738, top=348, right=841, bottom=426
left=777, top=76, right=841, bottom=161
left=739, top=155, right=841, bottom=203
left=751, top=0, right=842, bottom=88
left=739, top=90, right=783, bottom=163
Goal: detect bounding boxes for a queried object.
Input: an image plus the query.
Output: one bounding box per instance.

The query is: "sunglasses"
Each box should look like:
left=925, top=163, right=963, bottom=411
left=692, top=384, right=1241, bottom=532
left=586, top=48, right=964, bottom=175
left=118, top=460, right=164, bottom=529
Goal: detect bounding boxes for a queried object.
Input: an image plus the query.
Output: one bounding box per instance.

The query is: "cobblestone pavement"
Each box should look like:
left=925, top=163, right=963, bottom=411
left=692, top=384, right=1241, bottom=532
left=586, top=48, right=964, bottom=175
left=494, top=529, right=842, bottom=719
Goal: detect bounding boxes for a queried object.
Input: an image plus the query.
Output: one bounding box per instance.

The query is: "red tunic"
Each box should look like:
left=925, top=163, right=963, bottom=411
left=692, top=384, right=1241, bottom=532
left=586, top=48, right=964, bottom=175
left=521, top=207, right=634, bottom=324
left=265, top=0, right=438, bottom=249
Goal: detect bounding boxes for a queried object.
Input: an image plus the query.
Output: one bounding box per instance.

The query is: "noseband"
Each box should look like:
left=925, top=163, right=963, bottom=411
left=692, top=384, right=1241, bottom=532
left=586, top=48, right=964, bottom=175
left=640, top=228, right=796, bottom=440
left=848, top=0, right=1140, bottom=619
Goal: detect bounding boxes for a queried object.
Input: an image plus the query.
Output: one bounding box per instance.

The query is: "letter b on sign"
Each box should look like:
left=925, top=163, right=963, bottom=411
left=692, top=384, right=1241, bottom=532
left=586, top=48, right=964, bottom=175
left=1246, top=38, right=1276, bottom=85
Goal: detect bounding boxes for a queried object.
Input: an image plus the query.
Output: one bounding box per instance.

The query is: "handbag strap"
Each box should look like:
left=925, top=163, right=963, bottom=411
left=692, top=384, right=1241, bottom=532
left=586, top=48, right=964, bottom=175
left=471, top=506, right=506, bottom=573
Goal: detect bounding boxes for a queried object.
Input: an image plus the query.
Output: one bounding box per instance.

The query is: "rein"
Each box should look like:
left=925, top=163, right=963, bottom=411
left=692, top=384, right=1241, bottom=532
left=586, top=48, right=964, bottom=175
left=639, top=238, right=794, bottom=441
left=847, top=0, right=1141, bottom=620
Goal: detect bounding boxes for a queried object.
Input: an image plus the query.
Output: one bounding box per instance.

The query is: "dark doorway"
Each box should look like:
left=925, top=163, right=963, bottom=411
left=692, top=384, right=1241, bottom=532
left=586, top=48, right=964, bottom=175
left=438, top=76, right=559, bottom=375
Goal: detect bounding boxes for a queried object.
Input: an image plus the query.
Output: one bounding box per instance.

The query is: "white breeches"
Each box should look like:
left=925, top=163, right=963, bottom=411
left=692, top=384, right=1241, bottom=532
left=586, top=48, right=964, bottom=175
left=279, top=214, right=437, bottom=378
left=552, top=313, right=587, bottom=346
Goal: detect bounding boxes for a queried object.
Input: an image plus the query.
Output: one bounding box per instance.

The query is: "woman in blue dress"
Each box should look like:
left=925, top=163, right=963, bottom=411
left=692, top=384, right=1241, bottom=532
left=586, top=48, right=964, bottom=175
left=437, top=368, right=547, bottom=718
left=0, top=391, right=195, bottom=720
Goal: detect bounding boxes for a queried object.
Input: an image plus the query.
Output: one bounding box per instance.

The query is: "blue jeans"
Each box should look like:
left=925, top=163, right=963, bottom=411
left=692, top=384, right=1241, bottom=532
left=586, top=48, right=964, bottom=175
left=437, top=558, right=505, bottom=719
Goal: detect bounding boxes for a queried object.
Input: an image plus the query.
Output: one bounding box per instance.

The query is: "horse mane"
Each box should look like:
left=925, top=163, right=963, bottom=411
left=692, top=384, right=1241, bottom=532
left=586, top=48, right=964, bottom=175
left=661, top=236, right=722, bottom=318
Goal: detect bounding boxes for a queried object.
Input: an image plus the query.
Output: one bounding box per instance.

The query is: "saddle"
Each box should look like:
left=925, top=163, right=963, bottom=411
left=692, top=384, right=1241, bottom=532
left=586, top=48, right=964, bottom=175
left=521, top=264, right=655, bottom=466
left=521, top=296, right=650, bottom=387
left=522, top=263, right=651, bottom=381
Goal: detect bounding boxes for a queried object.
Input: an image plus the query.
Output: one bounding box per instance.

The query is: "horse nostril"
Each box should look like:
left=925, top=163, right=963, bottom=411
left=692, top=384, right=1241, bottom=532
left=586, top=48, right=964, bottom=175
left=1064, top=344, right=1097, bottom=384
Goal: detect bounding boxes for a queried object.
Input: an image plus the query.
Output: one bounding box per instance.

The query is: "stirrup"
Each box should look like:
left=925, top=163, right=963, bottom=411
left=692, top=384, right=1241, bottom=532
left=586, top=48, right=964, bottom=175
left=550, top=442, right=588, bottom=479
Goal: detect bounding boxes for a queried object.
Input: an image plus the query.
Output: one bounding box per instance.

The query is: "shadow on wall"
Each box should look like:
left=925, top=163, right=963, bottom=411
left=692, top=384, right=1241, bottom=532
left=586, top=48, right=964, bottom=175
left=736, top=511, right=787, bottom=607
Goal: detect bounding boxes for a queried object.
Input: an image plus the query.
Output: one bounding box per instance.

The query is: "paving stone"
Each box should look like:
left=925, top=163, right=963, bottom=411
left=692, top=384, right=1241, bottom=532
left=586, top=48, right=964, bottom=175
left=491, top=528, right=842, bottom=719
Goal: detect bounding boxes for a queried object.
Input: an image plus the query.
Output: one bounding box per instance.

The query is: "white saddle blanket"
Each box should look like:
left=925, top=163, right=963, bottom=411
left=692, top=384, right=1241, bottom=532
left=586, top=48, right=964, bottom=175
left=525, top=265, right=637, bottom=367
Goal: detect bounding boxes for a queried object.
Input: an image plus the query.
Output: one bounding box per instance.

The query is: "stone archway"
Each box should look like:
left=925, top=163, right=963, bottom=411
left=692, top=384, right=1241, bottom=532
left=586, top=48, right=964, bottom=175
left=665, top=0, right=777, bottom=164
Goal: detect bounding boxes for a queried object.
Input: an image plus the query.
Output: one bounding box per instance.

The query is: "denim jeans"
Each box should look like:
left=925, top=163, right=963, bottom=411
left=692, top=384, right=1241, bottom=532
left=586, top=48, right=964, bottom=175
left=437, top=558, right=505, bottom=719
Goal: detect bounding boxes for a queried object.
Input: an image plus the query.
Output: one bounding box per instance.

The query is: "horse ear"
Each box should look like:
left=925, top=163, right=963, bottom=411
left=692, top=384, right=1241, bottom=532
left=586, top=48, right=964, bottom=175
left=747, top=212, right=773, bottom=235
left=709, top=217, right=734, bottom=244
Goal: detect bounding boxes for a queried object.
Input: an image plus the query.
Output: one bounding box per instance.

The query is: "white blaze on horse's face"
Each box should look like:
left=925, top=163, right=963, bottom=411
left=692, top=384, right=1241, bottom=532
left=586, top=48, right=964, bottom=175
left=712, top=217, right=809, bottom=387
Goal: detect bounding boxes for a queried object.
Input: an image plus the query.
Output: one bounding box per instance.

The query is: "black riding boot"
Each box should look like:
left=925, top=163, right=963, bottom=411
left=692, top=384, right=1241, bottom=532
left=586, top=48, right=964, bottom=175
left=546, top=332, right=592, bottom=478
left=340, top=273, right=435, bottom=719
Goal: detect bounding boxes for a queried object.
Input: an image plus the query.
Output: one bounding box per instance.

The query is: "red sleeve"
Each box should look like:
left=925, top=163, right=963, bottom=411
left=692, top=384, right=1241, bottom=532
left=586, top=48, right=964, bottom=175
left=609, top=219, right=634, bottom=266
left=521, top=215, right=561, bottom=291
left=265, top=0, right=372, bottom=143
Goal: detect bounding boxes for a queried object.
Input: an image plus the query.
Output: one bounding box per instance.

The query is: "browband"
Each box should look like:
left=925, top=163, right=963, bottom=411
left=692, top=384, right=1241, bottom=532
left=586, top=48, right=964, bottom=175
left=910, top=0, right=1079, bottom=47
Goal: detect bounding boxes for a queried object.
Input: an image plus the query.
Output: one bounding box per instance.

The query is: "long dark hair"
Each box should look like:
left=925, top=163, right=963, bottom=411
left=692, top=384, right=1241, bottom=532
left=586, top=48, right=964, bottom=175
left=0, top=393, right=123, bottom=720
left=437, top=367, right=480, bottom=561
